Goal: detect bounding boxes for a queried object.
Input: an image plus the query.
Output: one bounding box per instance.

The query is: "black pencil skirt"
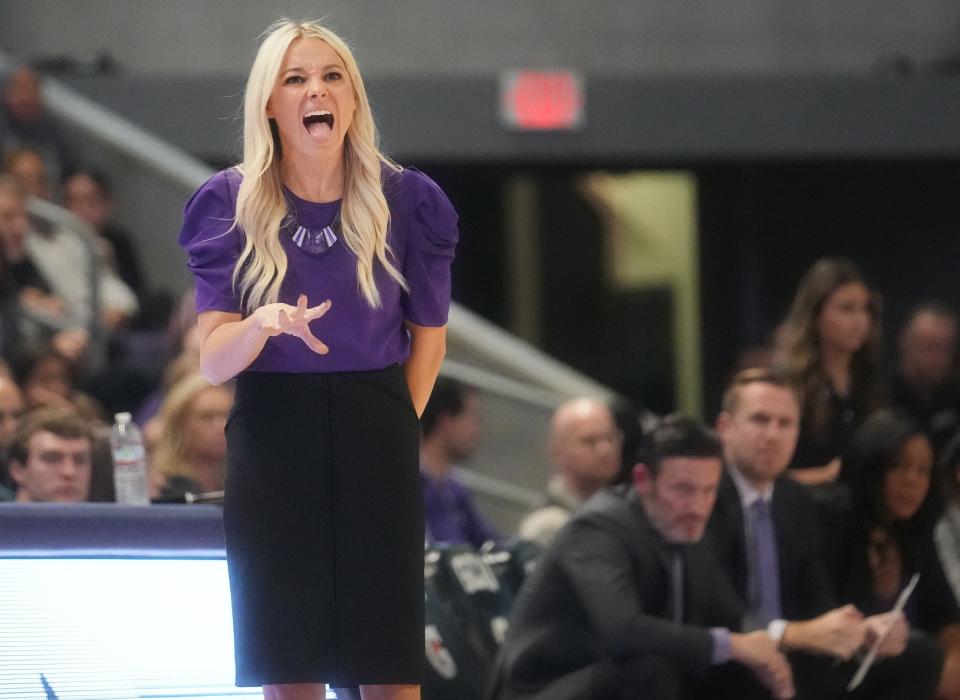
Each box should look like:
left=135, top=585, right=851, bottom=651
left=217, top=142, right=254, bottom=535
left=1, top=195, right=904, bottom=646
left=223, top=366, right=424, bottom=687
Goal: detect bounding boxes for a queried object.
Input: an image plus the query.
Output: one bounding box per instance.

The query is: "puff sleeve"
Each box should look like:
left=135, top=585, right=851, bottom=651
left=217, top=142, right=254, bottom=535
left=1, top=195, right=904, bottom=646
left=178, top=170, right=243, bottom=314
left=400, top=170, right=459, bottom=326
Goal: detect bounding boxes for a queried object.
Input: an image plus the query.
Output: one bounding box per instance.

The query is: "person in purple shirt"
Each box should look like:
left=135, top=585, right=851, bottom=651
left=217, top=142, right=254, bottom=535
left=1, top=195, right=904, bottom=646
left=420, top=377, right=499, bottom=547
left=178, top=19, right=456, bottom=700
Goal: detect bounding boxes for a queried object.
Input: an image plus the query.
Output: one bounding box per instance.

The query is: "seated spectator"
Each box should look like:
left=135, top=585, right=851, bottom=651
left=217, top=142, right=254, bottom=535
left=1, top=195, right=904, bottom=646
left=16, top=348, right=104, bottom=422
left=491, top=416, right=794, bottom=700
left=3, top=146, right=50, bottom=200
left=420, top=377, right=498, bottom=547
left=58, top=166, right=174, bottom=416
left=835, top=409, right=960, bottom=697
left=0, top=172, right=80, bottom=356
left=891, top=302, right=960, bottom=450
left=711, top=369, right=941, bottom=699
left=0, top=62, right=77, bottom=193
left=0, top=376, right=23, bottom=500
left=518, top=397, right=621, bottom=547
left=773, top=258, right=885, bottom=487
left=935, top=431, right=960, bottom=609
left=3, top=147, right=138, bottom=331
left=6, top=407, right=92, bottom=503
left=0, top=189, right=29, bottom=364
left=149, top=373, right=232, bottom=501
left=62, top=167, right=146, bottom=303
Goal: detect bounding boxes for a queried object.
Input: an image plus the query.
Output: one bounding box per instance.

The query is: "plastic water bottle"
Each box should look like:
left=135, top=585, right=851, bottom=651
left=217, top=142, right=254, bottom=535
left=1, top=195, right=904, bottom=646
left=111, top=412, right=150, bottom=505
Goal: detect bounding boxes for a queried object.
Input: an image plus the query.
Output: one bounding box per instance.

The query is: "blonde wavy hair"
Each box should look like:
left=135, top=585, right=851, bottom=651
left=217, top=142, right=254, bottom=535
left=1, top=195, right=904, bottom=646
left=151, top=373, right=233, bottom=482
left=233, top=18, right=405, bottom=312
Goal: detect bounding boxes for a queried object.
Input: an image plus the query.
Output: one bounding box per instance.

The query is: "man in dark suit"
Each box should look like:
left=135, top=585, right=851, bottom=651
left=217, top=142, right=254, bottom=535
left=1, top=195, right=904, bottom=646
left=490, top=416, right=794, bottom=700
left=709, top=368, right=943, bottom=699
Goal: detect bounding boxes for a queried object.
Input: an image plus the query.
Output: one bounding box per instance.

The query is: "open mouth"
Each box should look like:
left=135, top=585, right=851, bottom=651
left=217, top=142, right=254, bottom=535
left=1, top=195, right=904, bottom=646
left=303, top=110, right=334, bottom=135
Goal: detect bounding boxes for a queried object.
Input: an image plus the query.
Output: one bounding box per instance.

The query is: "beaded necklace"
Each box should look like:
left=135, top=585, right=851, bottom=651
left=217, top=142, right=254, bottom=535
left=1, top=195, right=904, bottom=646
left=282, top=201, right=341, bottom=257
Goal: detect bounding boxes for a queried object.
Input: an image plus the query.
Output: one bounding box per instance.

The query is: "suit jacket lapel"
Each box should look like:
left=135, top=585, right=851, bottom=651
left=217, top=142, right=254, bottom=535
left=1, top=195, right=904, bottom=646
left=717, top=473, right=749, bottom=600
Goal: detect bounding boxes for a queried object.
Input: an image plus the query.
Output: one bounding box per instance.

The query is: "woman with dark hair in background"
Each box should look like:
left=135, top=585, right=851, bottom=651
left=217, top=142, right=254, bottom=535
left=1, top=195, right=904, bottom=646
left=833, top=410, right=960, bottom=698
left=62, top=166, right=147, bottom=303
left=774, top=257, right=885, bottom=486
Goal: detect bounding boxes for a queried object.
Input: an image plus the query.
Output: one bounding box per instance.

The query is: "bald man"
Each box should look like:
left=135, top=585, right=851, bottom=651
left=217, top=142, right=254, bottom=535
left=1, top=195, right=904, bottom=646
left=518, top=398, right=621, bottom=546
left=0, top=377, right=24, bottom=501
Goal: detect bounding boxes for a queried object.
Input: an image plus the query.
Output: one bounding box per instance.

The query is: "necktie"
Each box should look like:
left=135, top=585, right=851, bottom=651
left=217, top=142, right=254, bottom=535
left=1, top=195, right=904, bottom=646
left=749, top=499, right=782, bottom=625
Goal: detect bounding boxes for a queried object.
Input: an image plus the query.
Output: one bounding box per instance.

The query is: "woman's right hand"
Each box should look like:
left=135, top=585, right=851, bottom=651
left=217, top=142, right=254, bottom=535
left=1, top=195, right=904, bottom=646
left=252, top=294, right=332, bottom=354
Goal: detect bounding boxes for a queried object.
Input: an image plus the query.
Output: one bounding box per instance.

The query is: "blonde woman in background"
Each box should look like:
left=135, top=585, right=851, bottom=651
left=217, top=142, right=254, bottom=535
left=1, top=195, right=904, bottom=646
left=149, top=373, right=232, bottom=500
left=178, top=18, right=455, bottom=700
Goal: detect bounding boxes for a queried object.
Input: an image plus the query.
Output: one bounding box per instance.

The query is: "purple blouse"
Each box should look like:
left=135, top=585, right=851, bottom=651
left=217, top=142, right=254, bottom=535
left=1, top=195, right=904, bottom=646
left=178, top=166, right=458, bottom=373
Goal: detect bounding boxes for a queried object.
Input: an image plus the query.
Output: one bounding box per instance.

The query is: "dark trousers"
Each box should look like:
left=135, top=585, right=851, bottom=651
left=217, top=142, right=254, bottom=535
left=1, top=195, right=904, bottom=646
left=491, top=630, right=942, bottom=700
left=703, top=630, right=943, bottom=700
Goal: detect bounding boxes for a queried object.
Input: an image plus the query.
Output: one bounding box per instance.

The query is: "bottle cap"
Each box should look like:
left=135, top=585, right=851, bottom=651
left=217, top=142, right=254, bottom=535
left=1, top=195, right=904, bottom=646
left=114, top=412, right=133, bottom=424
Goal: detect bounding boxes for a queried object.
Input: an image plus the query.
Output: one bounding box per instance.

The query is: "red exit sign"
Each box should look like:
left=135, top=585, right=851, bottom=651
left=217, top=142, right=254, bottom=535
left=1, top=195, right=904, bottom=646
left=499, top=70, right=585, bottom=131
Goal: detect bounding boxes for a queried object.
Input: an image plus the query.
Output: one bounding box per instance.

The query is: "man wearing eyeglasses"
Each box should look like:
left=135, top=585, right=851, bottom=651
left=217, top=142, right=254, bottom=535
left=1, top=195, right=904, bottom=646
left=518, top=397, right=622, bottom=547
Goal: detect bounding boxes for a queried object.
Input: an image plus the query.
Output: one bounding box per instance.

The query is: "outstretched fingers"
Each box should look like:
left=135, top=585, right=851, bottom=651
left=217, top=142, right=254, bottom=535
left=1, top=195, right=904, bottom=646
left=288, top=293, right=309, bottom=321
left=304, top=299, right=333, bottom=320
left=275, top=298, right=332, bottom=355
left=299, top=325, right=330, bottom=355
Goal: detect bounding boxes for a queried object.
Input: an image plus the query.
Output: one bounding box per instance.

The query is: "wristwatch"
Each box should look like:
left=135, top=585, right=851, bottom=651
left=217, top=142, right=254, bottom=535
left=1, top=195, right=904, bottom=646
left=767, top=619, right=788, bottom=646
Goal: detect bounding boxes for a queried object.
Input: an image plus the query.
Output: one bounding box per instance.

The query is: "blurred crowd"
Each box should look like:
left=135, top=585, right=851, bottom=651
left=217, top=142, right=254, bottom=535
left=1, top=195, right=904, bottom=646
left=426, top=260, right=960, bottom=698
left=4, top=62, right=960, bottom=699
left=0, top=60, right=224, bottom=506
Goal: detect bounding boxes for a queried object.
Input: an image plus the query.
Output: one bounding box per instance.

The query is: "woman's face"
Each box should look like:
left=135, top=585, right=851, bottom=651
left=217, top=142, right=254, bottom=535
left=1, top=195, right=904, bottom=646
left=266, top=37, right=356, bottom=159
left=816, top=282, right=872, bottom=355
left=63, top=174, right=111, bottom=231
left=882, top=434, right=933, bottom=521
left=183, top=386, right=232, bottom=462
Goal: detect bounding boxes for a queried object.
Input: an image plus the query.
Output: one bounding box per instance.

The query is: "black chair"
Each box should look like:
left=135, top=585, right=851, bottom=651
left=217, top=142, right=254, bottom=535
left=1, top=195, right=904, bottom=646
left=423, top=548, right=502, bottom=699
left=479, top=538, right=543, bottom=600
left=430, top=545, right=516, bottom=654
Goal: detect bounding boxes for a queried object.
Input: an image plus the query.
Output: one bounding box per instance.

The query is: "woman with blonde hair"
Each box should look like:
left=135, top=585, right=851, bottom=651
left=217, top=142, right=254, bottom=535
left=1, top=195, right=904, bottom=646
left=774, top=257, right=885, bottom=486
left=149, top=373, right=232, bottom=500
left=178, top=18, right=455, bottom=700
